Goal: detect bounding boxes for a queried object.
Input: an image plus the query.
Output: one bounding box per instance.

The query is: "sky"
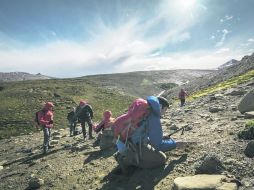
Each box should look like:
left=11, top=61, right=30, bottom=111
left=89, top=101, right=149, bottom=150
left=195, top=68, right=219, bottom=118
left=0, top=0, right=254, bottom=78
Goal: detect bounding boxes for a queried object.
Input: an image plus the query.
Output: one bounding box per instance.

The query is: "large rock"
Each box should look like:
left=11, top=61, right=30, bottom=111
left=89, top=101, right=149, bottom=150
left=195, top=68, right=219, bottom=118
left=238, top=89, right=254, bottom=113
left=195, top=154, right=224, bottom=174
left=209, top=106, right=224, bottom=113
left=28, top=177, right=44, bottom=189
left=225, top=88, right=246, bottom=96
left=244, top=111, right=254, bottom=119
left=173, top=175, right=238, bottom=190
left=244, top=141, right=254, bottom=158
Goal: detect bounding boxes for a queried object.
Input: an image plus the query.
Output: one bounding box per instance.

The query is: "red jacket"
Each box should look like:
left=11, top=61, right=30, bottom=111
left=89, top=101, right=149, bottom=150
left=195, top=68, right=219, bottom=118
left=179, top=90, right=187, bottom=99
left=39, top=109, right=54, bottom=128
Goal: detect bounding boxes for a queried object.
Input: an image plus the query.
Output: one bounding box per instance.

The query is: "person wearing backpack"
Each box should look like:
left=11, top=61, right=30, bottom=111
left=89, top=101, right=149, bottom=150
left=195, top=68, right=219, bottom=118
left=114, top=96, right=181, bottom=172
left=75, top=100, right=94, bottom=139
left=67, top=107, right=77, bottom=137
left=38, top=102, right=54, bottom=154
left=178, top=88, right=188, bottom=107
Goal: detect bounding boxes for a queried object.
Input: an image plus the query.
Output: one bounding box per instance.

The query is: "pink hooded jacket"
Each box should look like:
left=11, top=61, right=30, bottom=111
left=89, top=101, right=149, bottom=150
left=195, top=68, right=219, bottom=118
left=39, top=102, right=54, bottom=128
left=93, top=110, right=115, bottom=133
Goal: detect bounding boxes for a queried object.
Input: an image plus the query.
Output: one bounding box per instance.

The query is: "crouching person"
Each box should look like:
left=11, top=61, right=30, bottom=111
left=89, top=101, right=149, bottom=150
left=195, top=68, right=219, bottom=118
left=93, top=110, right=115, bottom=150
left=113, top=98, right=168, bottom=174
left=38, top=102, right=54, bottom=154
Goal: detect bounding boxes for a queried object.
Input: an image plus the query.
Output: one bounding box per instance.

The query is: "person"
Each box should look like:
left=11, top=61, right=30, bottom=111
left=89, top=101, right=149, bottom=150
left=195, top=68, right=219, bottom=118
left=38, top=102, right=54, bottom=154
left=178, top=89, right=188, bottom=107
left=75, top=100, right=94, bottom=139
left=93, top=110, right=115, bottom=150
left=67, top=107, right=77, bottom=137
left=114, top=96, right=185, bottom=172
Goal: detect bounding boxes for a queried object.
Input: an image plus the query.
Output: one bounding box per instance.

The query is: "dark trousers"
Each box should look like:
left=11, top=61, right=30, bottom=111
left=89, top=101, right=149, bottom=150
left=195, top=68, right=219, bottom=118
left=180, top=99, right=185, bottom=107
left=81, top=117, right=93, bottom=139
left=43, top=127, right=51, bottom=153
left=69, top=121, right=76, bottom=136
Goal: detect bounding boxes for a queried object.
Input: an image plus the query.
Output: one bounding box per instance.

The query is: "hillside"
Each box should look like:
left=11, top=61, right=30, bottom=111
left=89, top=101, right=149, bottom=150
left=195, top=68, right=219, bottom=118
left=0, top=78, right=134, bottom=139
left=164, top=53, right=254, bottom=100
left=0, top=70, right=254, bottom=189
left=84, top=69, right=214, bottom=98
left=0, top=72, right=53, bottom=82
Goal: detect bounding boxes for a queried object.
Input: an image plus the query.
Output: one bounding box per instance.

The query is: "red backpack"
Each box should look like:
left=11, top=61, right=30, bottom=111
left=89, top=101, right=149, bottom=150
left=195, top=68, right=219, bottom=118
left=113, top=98, right=150, bottom=141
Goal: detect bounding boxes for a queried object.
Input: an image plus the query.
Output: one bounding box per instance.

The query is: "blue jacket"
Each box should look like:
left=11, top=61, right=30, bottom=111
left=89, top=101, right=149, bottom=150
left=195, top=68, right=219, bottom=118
left=146, top=96, right=176, bottom=152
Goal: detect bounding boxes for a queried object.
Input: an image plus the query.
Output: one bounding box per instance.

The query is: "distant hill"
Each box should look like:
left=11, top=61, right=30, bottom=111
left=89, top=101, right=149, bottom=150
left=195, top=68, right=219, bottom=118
left=83, top=69, right=214, bottom=98
left=164, top=53, right=254, bottom=99
left=217, top=59, right=239, bottom=70
left=0, top=72, right=53, bottom=82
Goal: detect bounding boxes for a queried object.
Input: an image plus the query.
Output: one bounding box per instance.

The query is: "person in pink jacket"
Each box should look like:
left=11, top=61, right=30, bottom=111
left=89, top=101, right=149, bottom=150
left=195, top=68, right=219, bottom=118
left=38, top=102, right=54, bottom=154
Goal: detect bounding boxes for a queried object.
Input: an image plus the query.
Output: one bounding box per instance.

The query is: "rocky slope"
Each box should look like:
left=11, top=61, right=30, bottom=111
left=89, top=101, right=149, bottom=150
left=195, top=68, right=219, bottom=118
left=164, top=53, right=254, bottom=99
left=0, top=76, right=253, bottom=189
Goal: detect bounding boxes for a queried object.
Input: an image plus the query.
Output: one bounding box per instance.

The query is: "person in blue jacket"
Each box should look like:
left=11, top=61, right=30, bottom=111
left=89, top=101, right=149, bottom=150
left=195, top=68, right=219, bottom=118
left=146, top=96, right=176, bottom=152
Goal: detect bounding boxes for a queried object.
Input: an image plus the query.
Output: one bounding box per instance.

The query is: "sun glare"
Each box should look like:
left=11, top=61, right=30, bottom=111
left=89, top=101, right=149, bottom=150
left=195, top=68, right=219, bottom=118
left=175, top=0, right=197, bottom=11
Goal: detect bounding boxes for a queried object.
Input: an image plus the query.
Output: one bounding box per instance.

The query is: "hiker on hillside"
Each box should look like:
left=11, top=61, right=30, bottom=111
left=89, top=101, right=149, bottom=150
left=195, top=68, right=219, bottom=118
left=67, top=107, right=77, bottom=137
left=114, top=96, right=184, bottom=173
left=38, top=102, right=54, bottom=154
left=178, top=88, right=188, bottom=107
left=75, top=100, right=94, bottom=140
left=93, top=110, right=115, bottom=150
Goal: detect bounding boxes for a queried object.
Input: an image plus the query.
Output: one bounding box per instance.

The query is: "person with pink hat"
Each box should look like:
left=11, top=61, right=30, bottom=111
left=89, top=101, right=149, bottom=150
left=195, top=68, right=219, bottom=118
left=38, top=102, right=54, bottom=154
left=75, top=100, right=94, bottom=139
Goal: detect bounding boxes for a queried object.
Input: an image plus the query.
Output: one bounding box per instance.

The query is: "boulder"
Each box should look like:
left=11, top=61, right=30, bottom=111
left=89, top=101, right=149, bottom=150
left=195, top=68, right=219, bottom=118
left=244, top=111, right=254, bottom=119
left=225, top=88, right=246, bottom=96
left=28, top=177, right=44, bottom=189
left=209, top=106, right=224, bottom=113
left=173, top=175, right=238, bottom=190
left=195, top=154, right=224, bottom=174
left=238, top=89, right=254, bottom=113
left=244, top=141, right=254, bottom=158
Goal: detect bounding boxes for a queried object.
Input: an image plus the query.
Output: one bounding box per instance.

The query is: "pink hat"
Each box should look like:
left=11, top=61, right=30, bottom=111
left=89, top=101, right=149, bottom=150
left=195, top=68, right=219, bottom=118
left=79, top=100, right=87, bottom=106
left=44, top=102, right=54, bottom=109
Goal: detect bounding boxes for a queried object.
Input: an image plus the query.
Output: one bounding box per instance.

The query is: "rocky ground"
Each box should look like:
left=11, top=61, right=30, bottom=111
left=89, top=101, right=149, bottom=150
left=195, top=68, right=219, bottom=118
left=0, top=79, right=254, bottom=190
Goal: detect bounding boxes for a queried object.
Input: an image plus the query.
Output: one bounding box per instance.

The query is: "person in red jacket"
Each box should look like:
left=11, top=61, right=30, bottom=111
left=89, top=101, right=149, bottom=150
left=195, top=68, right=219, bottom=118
left=38, top=102, right=54, bottom=154
left=178, top=89, right=188, bottom=107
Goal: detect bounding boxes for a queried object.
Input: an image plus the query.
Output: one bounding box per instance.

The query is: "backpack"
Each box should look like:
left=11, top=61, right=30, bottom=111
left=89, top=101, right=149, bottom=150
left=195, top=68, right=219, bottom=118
left=113, top=98, right=150, bottom=142
left=34, top=110, right=45, bottom=125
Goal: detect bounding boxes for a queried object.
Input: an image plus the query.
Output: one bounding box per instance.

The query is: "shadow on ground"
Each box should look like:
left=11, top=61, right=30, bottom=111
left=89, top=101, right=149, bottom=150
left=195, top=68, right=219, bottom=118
left=100, top=153, right=188, bottom=190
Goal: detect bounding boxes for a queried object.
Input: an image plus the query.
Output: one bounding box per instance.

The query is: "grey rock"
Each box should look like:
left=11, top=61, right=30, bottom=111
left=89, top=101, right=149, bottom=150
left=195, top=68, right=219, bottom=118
left=28, top=177, right=44, bottom=189
left=170, top=124, right=179, bottom=130
left=225, top=88, right=246, bottom=96
left=244, top=141, right=254, bottom=158
left=238, top=89, right=254, bottom=113
left=209, top=106, right=224, bottom=113
left=173, top=175, right=237, bottom=190
left=194, top=154, right=224, bottom=174
left=244, top=111, right=254, bottom=119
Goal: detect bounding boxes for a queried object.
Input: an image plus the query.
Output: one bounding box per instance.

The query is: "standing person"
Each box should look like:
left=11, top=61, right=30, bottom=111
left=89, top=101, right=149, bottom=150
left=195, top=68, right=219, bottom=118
left=38, top=102, right=54, bottom=154
left=178, top=88, right=188, bottom=107
left=76, top=100, right=94, bottom=139
left=67, top=107, right=77, bottom=137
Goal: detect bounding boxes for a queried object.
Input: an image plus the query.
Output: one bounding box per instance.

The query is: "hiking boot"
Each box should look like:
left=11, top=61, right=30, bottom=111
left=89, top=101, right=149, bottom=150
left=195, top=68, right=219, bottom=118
left=115, top=153, right=128, bottom=175
left=48, top=145, right=55, bottom=149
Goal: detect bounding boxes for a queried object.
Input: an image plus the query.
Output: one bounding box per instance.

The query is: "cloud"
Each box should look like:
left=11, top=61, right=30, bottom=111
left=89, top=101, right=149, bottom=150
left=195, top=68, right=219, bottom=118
left=215, top=29, right=229, bottom=47
left=210, top=35, right=215, bottom=40
left=220, top=15, right=233, bottom=23
left=248, top=38, right=254, bottom=42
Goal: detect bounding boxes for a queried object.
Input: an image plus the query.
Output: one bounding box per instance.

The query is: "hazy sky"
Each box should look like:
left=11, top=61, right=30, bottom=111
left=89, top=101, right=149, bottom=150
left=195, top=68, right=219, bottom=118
left=0, top=0, right=253, bottom=77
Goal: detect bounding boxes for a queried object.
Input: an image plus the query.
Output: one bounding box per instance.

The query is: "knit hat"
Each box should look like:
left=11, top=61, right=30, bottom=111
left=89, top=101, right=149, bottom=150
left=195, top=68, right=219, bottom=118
left=79, top=100, right=87, bottom=106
